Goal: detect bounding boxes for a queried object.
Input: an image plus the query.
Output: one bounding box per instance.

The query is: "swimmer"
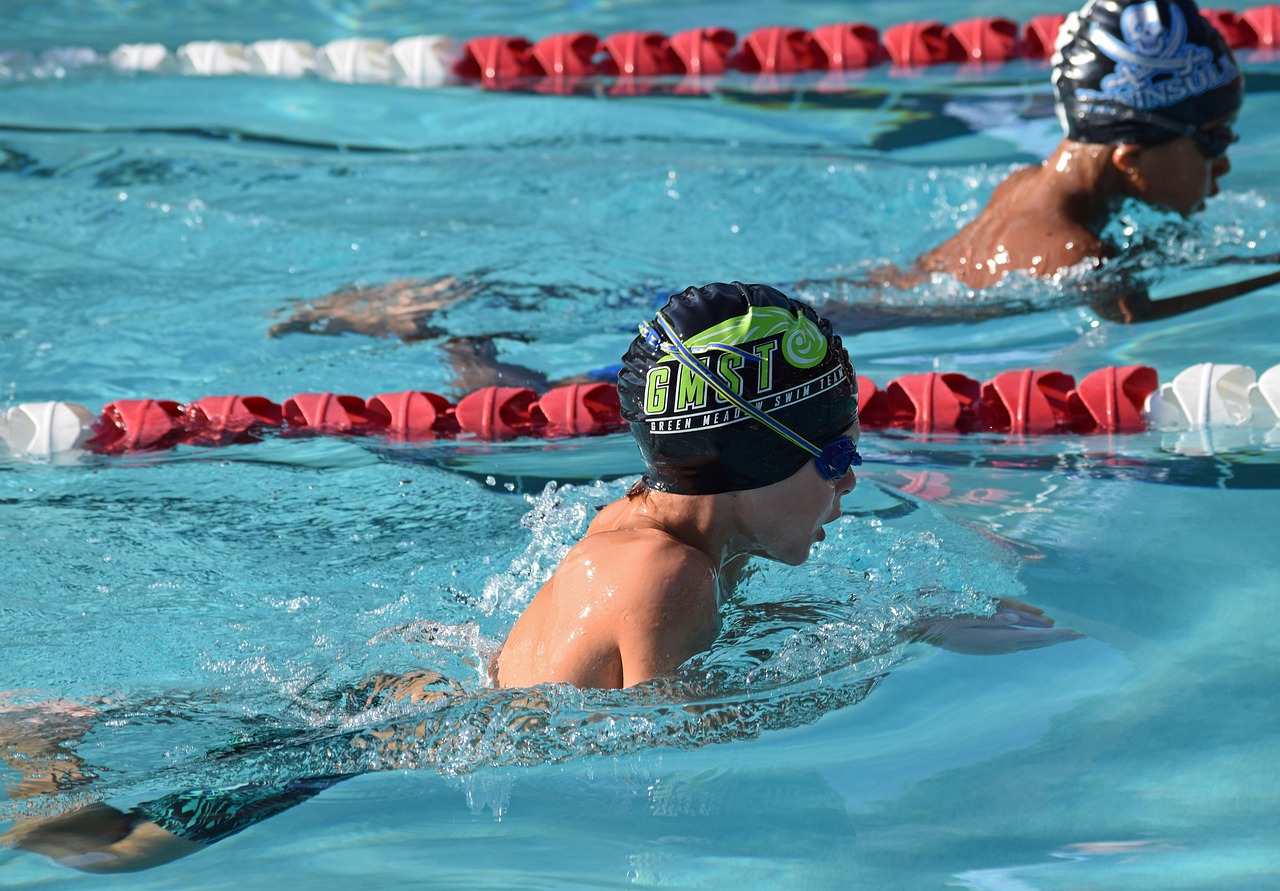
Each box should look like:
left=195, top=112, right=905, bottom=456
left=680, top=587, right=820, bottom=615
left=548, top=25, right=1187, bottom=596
left=267, top=275, right=558, bottom=393
left=267, top=276, right=468, bottom=342
left=498, top=283, right=1078, bottom=686
left=3, top=283, right=1079, bottom=872
left=497, top=281, right=868, bottom=687
left=878, top=0, right=1280, bottom=321
left=266, top=3, right=1272, bottom=349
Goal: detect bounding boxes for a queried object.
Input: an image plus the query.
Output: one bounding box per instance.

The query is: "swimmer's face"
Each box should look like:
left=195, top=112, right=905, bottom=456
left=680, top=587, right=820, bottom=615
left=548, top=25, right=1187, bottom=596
left=1115, top=115, right=1236, bottom=217
left=738, top=421, right=860, bottom=566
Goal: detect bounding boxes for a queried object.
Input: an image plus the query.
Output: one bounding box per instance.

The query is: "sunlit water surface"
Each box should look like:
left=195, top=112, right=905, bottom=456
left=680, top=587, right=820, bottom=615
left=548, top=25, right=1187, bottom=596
left=3, top=1, right=1280, bottom=889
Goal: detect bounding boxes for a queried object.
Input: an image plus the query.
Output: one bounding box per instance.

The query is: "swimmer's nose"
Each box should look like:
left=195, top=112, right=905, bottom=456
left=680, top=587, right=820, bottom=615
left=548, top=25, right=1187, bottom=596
left=1210, top=155, right=1231, bottom=194
left=835, top=470, right=857, bottom=496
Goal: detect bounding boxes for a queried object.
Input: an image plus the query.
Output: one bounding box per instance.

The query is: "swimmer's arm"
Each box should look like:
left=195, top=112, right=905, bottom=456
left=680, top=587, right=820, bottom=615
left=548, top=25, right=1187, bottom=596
left=903, top=598, right=1083, bottom=655
left=5, top=772, right=352, bottom=873
left=790, top=271, right=889, bottom=293
left=614, top=552, right=721, bottom=688
left=1, top=803, right=204, bottom=873
left=1091, top=267, right=1280, bottom=323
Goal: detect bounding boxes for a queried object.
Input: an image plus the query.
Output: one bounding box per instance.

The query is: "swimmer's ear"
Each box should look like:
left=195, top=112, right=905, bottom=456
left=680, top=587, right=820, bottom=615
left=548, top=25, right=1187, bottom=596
left=1110, top=144, right=1148, bottom=193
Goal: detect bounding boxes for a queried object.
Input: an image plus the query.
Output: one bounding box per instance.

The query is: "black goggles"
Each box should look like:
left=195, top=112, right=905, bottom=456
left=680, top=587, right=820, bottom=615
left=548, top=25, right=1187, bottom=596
left=1108, top=105, right=1239, bottom=159
left=1186, top=122, right=1239, bottom=160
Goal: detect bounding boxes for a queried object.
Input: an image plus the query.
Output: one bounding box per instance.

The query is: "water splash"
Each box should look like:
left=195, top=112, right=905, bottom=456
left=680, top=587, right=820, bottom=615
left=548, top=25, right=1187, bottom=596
left=1, top=480, right=1027, bottom=819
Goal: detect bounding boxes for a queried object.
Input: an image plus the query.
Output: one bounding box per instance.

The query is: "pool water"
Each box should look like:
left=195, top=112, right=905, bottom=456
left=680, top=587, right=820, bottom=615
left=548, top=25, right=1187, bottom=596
left=3, top=1, right=1280, bottom=888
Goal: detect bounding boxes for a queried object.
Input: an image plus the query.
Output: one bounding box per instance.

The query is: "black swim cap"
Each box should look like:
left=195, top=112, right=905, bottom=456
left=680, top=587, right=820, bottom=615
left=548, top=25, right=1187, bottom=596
left=1053, top=0, right=1242, bottom=145
left=617, top=282, right=858, bottom=495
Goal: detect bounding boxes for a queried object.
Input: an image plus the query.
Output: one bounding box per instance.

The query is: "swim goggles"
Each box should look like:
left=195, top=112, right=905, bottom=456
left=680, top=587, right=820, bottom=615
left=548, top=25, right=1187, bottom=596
left=639, top=312, right=862, bottom=482
left=1139, top=109, right=1237, bottom=159
left=1095, top=104, right=1239, bottom=159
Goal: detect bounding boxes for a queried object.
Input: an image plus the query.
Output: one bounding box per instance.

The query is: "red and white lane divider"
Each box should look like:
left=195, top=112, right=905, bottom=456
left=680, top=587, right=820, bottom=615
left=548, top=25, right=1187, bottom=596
left=3, top=363, right=1279, bottom=459
left=0, top=382, right=621, bottom=457
left=5, top=7, right=1277, bottom=90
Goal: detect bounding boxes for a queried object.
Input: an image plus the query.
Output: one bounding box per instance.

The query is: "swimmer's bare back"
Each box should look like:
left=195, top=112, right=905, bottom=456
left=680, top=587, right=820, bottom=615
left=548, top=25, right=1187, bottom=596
left=891, top=161, right=1111, bottom=290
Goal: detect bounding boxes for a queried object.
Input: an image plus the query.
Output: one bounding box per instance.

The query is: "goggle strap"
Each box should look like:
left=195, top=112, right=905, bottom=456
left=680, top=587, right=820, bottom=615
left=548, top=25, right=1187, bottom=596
left=1073, top=101, right=1236, bottom=155
left=640, top=322, right=759, bottom=364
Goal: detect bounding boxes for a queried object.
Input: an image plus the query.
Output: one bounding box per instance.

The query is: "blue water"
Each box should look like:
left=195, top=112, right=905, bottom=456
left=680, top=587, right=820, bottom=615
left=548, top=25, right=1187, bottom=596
left=3, top=1, right=1280, bottom=888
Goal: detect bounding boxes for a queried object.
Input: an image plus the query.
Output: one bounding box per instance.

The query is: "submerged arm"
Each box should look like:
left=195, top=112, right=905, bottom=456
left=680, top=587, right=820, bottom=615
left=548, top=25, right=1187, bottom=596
left=3, top=774, right=351, bottom=873
left=0, top=671, right=465, bottom=874
left=4, top=801, right=208, bottom=873
left=1091, top=265, right=1280, bottom=323
left=903, top=598, right=1083, bottom=655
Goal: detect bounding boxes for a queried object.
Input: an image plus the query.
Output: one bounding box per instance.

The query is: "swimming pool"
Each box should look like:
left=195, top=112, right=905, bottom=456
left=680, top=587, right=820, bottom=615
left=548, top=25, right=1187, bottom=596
left=3, top=0, right=1280, bottom=887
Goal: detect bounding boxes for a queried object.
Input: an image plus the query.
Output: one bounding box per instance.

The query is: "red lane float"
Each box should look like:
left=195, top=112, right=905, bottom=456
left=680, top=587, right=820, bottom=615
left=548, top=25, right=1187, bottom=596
left=450, top=7, right=1273, bottom=82
left=735, top=26, right=818, bottom=74
left=1204, top=9, right=1257, bottom=46
left=531, top=31, right=600, bottom=77
left=1022, top=14, right=1069, bottom=57
left=810, top=23, right=884, bottom=70
left=877, top=366, right=1161, bottom=434
left=983, top=369, right=1079, bottom=434
left=1073, top=366, right=1159, bottom=434
left=537, top=382, right=623, bottom=437
left=669, top=27, right=737, bottom=76
left=73, top=384, right=630, bottom=453
left=455, top=386, right=545, bottom=439
left=856, top=375, right=889, bottom=428
left=1243, top=4, right=1280, bottom=45
left=283, top=393, right=374, bottom=435
left=453, top=35, right=538, bottom=85
left=185, top=395, right=283, bottom=444
left=600, top=31, right=682, bottom=77
left=366, top=390, right=457, bottom=439
left=881, top=21, right=965, bottom=67
left=950, top=17, right=1022, bottom=62
left=88, top=399, right=184, bottom=453
left=887, top=372, right=986, bottom=432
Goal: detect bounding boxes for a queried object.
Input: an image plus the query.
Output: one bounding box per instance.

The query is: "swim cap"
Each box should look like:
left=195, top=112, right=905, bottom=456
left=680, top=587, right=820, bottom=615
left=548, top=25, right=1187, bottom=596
left=1053, top=0, right=1242, bottom=145
left=617, top=282, right=858, bottom=495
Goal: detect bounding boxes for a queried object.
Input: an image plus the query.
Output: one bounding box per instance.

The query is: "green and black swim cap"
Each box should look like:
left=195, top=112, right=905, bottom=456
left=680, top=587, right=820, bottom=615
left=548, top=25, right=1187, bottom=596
left=617, top=282, right=858, bottom=495
left=1053, top=0, right=1242, bottom=146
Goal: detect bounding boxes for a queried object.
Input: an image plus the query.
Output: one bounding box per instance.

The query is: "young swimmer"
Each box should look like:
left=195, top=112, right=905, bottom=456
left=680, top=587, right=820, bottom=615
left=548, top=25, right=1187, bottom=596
left=880, top=0, right=1277, bottom=321
left=267, top=0, right=1275, bottom=348
left=3, top=283, right=1077, bottom=872
left=496, top=281, right=864, bottom=688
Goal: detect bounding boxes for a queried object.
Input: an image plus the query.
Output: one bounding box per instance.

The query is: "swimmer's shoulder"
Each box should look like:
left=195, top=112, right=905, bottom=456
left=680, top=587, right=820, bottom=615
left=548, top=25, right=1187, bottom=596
left=586, top=497, right=633, bottom=534
left=585, top=524, right=714, bottom=570
left=991, top=163, right=1041, bottom=197
left=569, top=524, right=717, bottom=601
left=578, top=496, right=718, bottom=593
